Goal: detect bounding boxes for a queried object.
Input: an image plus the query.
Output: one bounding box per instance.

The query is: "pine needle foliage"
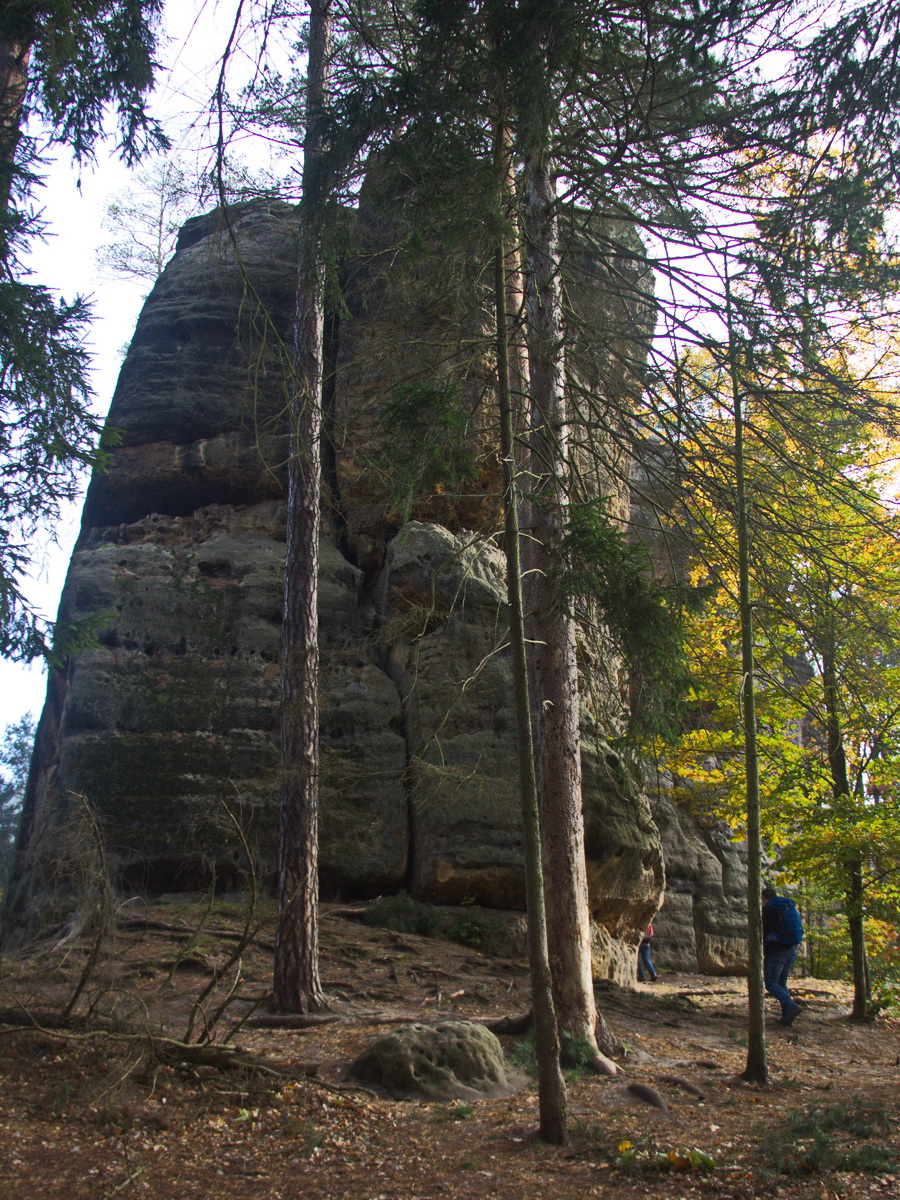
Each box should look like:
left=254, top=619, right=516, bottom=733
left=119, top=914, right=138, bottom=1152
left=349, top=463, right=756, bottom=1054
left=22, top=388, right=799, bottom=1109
left=558, top=496, right=710, bottom=741
left=0, top=0, right=164, bottom=660
left=0, top=276, right=112, bottom=659
left=379, top=378, right=479, bottom=520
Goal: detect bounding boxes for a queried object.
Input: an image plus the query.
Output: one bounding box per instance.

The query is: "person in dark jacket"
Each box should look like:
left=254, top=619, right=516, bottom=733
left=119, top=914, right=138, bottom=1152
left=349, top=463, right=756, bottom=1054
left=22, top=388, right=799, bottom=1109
left=762, top=885, right=802, bottom=1025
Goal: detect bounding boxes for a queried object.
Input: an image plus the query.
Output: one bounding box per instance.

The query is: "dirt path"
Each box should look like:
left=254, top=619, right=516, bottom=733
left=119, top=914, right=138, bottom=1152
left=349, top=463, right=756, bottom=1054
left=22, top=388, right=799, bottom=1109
left=0, top=900, right=897, bottom=1199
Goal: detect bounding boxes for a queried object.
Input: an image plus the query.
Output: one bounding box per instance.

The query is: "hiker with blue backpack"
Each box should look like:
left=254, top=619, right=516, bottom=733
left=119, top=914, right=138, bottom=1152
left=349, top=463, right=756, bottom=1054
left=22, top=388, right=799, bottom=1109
left=761, top=885, right=804, bottom=1026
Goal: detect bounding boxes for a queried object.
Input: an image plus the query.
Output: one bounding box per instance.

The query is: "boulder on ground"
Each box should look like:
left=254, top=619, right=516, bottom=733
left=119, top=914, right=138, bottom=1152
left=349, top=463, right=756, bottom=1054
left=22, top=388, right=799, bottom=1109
left=347, top=1020, right=527, bottom=1101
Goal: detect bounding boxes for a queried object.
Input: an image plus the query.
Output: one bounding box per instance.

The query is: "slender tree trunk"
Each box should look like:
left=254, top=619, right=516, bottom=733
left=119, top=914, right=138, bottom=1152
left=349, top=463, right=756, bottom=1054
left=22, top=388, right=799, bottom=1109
left=494, top=118, right=567, bottom=1144
left=726, top=303, right=767, bottom=1084
left=846, top=859, right=868, bottom=1020
left=820, top=645, right=870, bottom=1019
left=520, top=141, right=615, bottom=1077
left=272, top=0, right=333, bottom=1014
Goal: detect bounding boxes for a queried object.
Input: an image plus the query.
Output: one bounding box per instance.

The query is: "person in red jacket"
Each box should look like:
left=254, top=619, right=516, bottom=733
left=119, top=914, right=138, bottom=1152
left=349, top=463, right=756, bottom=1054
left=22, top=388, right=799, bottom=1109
left=637, top=924, right=657, bottom=982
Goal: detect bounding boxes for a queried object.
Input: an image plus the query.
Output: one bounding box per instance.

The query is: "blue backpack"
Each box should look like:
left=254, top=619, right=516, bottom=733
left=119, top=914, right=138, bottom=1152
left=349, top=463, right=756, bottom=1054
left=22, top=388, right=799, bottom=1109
left=767, top=895, right=804, bottom=946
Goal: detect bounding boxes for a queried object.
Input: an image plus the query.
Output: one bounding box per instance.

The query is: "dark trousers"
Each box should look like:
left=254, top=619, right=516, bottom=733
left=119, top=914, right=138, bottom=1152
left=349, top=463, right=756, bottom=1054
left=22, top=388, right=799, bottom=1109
left=763, top=945, right=797, bottom=1016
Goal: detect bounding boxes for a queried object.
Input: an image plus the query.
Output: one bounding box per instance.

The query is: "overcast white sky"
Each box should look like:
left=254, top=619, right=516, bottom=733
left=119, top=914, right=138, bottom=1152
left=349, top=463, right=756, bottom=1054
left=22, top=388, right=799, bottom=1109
left=0, top=2, right=297, bottom=732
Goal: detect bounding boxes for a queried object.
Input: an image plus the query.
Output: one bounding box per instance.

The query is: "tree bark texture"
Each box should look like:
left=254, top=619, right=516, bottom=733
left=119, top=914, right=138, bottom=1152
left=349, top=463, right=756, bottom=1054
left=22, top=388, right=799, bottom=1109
left=846, top=859, right=868, bottom=1020
left=273, top=0, right=333, bottom=1014
left=494, top=119, right=567, bottom=1144
left=0, top=17, right=32, bottom=214
left=521, top=145, right=613, bottom=1073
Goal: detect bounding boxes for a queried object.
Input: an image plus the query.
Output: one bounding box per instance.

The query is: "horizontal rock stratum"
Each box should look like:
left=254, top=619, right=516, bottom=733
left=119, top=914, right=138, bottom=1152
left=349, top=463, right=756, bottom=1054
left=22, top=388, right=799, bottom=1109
left=7, top=193, right=748, bottom=980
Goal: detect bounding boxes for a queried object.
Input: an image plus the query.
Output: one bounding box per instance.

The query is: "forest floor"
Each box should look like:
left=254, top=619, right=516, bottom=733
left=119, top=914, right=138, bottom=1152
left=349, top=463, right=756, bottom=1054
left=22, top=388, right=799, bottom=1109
left=0, top=896, right=897, bottom=1200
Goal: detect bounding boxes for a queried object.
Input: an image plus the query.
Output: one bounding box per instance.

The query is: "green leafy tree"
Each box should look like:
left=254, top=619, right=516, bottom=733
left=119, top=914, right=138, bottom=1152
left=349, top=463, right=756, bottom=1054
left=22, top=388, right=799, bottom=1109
left=1, top=1, right=164, bottom=178
left=0, top=712, right=35, bottom=883
left=665, top=361, right=900, bottom=1022
left=755, top=454, right=900, bottom=1020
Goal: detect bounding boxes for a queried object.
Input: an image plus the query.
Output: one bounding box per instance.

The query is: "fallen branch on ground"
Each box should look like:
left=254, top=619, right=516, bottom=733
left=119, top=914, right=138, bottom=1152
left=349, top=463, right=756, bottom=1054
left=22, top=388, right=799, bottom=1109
left=0, top=1009, right=289, bottom=1077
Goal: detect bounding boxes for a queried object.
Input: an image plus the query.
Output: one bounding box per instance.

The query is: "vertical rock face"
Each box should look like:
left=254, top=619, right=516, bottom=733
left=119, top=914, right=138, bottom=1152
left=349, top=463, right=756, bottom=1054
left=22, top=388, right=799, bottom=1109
left=9, top=195, right=747, bottom=979
left=649, top=798, right=750, bottom=974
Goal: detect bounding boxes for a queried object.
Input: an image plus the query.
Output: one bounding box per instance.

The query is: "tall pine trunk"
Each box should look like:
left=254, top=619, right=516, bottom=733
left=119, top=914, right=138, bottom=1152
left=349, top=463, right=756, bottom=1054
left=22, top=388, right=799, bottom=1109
left=520, top=141, right=615, bottom=1077
left=272, top=0, right=333, bottom=1014
left=494, top=117, right=567, bottom=1143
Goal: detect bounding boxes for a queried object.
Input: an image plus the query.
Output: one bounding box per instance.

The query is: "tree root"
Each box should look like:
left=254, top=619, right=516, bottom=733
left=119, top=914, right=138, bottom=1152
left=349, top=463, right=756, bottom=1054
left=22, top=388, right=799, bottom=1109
left=626, top=1081, right=668, bottom=1109
left=479, top=1010, right=534, bottom=1035
left=588, top=1051, right=618, bottom=1077
left=245, top=1013, right=341, bottom=1029
left=596, top=1011, right=626, bottom=1060
left=658, top=1074, right=705, bottom=1099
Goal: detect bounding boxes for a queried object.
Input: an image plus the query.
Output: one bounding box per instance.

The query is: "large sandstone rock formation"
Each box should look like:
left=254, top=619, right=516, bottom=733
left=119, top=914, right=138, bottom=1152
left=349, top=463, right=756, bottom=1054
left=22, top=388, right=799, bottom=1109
left=8, top=196, right=748, bottom=979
